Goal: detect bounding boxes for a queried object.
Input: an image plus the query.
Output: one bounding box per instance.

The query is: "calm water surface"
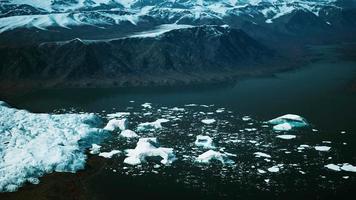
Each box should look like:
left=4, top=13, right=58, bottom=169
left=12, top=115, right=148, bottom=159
left=3, top=45, right=356, bottom=200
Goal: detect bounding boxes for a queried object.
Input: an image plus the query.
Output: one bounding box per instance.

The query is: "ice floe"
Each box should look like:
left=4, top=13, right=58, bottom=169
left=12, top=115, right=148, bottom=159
left=99, top=150, right=121, bottom=158
left=0, top=101, right=102, bottom=192
left=194, top=135, right=214, bottom=149
left=254, top=152, right=271, bottom=158
left=314, top=146, right=331, bottom=152
left=107, top=112, right=130, bottom=119
left=269, top=114, right=308, bottom=131
left=196, top=150, right=235, bottom=165
left=325, top=163, right=356, bottom=172
left=124, top=138, right=176, bottom=165
left=120, top=129, right=139, bottom=138
left=137, top=119, right=169, bottom=131
left=276, top=135, right=296, bottom=140
left=104, top=118, right=128, bottom=131
left=267, top=166, right=280, bottom=173
left=90, top=144, right=102, bottom=154
left=201, top=119, right=216, bottom=125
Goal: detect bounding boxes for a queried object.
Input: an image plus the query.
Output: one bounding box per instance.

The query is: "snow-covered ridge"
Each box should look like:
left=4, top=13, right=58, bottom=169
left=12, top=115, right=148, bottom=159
left=0, top=101, right=103, bottom=192
left=0, top=0, right=339, bottom=33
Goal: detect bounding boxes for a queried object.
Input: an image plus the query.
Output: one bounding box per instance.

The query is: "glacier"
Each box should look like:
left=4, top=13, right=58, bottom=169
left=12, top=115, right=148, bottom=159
left=0, top=101, right=103, bottom=192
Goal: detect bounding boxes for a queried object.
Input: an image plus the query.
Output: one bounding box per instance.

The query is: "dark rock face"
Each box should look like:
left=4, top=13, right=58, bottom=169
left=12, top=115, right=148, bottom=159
left=0, top=26, right=274, bottom=88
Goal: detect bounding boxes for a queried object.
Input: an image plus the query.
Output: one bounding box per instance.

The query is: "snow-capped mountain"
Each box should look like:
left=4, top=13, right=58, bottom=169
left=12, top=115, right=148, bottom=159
left=0, top=0, right=342, bottom=33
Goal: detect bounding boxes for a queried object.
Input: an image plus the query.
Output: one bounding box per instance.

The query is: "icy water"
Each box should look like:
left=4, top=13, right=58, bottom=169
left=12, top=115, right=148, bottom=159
left=2, top=45, right=356, bottom=200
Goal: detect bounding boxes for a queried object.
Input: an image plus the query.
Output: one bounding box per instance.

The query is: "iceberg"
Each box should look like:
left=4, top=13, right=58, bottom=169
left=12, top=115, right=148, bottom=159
left=314, top=146, right=331, bottom=152
left=196, top=150, right=235, bottom=165
left=0, top=101, right=102, bottom=192
left=201, top=119, right=216, bottom=125
left=137, top=119, right=169, bottom=131
left=267, top=166, right=280, bottom=173
left=325, top=163, right=356, bottom=172
left=124, top=138, right=176, bottom=166
left=120, top=129, right=139, bottom=138
left=104, top=118, right=128, bottom=131
left=269, top=114, right=308, bottom=131
left=194, top=135, right=214, bottom=149
left=90, top=144, right=102, bottom=154
left=107, top=112, right=130, bottom=119
left=276, top=135, right=296, bottom=140
left=99, top=150, right=121, bottom=158
left=254, top=152, right=271, bottom=158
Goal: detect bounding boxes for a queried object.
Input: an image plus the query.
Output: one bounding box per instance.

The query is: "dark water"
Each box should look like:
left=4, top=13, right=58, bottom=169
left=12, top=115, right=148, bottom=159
left=3, top=45, right=356, bottom=200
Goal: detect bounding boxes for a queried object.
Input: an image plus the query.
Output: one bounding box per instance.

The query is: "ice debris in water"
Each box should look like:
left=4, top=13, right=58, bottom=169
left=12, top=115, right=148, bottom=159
left=254, top=152, right=271, bottom=158
left=107, top=112, right=130, bottom=119
left=314, top=146, right=331, bottom=152
left=325, top=163, right=356, bottom=172
left=120, top=129, right=139, bottom=138
left=267, top=166, right=280, bottom=173
left=104, top=118, right=128, bottom=131
left=276, top=135, right=296, bottom=140
left=99, top=150, right=121, bottom=158
left=201, top=119, right=216, bottom=125
left=195, top=135, right=214, bottom=149
left=269, top=114, right=308, bottom=131
left=0, top=101, right=102, bottom=192
left=137, top=119, right=169, bottom=131
left=124, top=138, right=176, bottom=166
left=142, top=103, right=152, bottom=109
left=196, top=150, right=235, bottom=165
left=90, top=144, right=102, bottom=154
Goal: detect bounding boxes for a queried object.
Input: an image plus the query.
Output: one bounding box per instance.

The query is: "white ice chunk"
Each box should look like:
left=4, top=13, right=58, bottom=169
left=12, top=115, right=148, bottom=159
left=137, top=119, right=169, bottom=131
left=254, top=152, right=271, bottom=158
left=0, top=101, right=102, bottom=192
left=325, top=164, right=341, bottom=171
left=194, top=135, right=214, bottom=149
left=120, top=129, right=139, bottom=138
left=104, top=118, right=128, bottom=131
left=314, top=146, right=331, bottom=152
left=201, top=119, right=216, bottom=125
left=141, top=103, right=152, bottom=109
left=90, top=144, right=102, bottom=154
left=196, top=150, right=235, bottom=165
left=267, top=166, right=280, bottom=173
left=107, top=112, right=130, bottom=119
left=269, top=114, right=308, bottom=131
left=276, top=135, right=296, bottom=140
left=124, top=138, right=176, bottom=166
left=341, top=163, right=356, bottom=172
left=99, top=150, right=121, bottom=158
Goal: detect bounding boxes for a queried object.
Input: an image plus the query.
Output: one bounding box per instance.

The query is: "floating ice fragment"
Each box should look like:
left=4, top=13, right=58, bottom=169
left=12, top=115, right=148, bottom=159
left=341, top=163, right=356, bottom=172
left=0, top=101, right=102, bottom=192
left=254, top=152, right=271, bottom=158
left=196, top=150, right=235, bottom=165
left=201, top=119, right=216, bottom=124
left=258, top=169, right=266, bottom=174
left=90, top=144, right=102, bottom=154
left=120, top=130, right=139, bottom=138
left=99, top=150, right=121, bottom=158
left=314, top=146, right=331, bottom=152
left=273, top=123, right=292, bottom=131
left=267, top=166, right=280, bottom=173
left=142, top=103, right=152, bottom=109
left=194, top=135, right=214, bottom=149
left=325, top=164, right=341, bottom=171
left=104, top=118, right=128, bottom=131
left=276, top=135, right=296, bottom=140
left=124, top=138, right=176, bottom=166
left=107, top=112, right=130, bottom=119
left=137, top=119, right=169, bottom=131
left=269, top=114, right=308, bottom=131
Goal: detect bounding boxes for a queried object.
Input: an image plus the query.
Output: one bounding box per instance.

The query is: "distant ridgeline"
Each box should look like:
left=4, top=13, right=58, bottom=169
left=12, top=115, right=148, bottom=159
left=0, top=0, right=355, bottom=90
